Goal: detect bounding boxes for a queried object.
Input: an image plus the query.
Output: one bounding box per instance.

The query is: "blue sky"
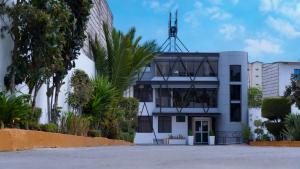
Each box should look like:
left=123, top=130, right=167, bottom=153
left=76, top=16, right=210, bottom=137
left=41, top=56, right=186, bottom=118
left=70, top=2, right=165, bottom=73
left=107, top=0, right=300, bottom=63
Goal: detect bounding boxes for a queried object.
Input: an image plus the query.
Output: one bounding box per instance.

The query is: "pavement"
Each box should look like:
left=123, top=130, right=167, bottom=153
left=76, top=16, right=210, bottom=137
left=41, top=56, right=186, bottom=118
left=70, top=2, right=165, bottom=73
left=0, top=145, right=300, bottom=169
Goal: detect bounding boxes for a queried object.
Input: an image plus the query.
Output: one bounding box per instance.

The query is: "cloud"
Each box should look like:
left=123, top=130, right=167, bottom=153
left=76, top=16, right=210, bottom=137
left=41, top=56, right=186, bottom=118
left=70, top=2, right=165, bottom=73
left=143, top=0, right=177, bottom=12
left=244, top=38, right=282, bottom=57
left=219, top=24, right=245, bottom=40
left=209, top=0, right=239, bottom=5
left=266, top=16, right=300, bottom=39
left=206, top=7, right=232, bottom=20
left=183, top=1, right=203, bottom=27
left=259, top=0, right=281, bottom=12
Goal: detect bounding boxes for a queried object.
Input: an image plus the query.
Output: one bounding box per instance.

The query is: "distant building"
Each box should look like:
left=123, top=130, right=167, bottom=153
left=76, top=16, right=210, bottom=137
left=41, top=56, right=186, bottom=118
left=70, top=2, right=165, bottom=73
left=248, top=61, right=263, bottom=89
left=0, top=0, right=113, bottom=123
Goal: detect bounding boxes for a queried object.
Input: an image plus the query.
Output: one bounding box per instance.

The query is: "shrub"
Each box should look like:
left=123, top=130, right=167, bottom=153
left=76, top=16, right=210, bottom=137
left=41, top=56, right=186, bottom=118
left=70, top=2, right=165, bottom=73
left=87, top=130, right=101, bottom=137
left=262, top=97, right=291, bottom=121
left=242, top=123, right=251, bottom=143
left=60, top=112, right=90, bottom=136
left=119, top=131, right=135, bottom=142
left=40, top=123, right=58, bottom=133
left=100, top=111, right=119, bottom=139
left=0, top=92, right=31, bottom=128
left=283, top=114, right=300, bottom=141
left=262, top=97, right=291, bottom=140
left=248, top=87, right=262, bottom=108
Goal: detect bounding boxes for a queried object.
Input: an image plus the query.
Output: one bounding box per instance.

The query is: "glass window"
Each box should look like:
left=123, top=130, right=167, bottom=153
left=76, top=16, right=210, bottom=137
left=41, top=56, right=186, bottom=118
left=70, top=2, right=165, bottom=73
left=137, top=116, right=153, bottom=133
left=134, top=84, right=153, bottom=102
left=230, top=65, right=241, bottom=82
left=156, top=61, right=170, bottom=76
left=230, top=103, right=241, bottom=122
left=230, top=85, right=241, bottom=101
left=158, top=116, right=172, bottom=133
left=155, top=88, right=171, bottom=107
left=176, top=116, right=186, bottom=122
left=294, top=69, right=300, bottom=80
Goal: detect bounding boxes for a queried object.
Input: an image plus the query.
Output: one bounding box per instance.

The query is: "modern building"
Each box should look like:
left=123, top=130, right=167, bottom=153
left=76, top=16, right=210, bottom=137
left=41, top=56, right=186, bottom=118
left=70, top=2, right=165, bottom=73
left=132, top=52, right=248, bottom=145
left=0, top=0, right=113, bottom=123
left=248, top=61, right=263, bottom=89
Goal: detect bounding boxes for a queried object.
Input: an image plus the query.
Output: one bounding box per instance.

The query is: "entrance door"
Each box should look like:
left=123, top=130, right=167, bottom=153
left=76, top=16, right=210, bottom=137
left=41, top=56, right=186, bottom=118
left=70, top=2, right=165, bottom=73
left=194, top=119, right=209, bottom=144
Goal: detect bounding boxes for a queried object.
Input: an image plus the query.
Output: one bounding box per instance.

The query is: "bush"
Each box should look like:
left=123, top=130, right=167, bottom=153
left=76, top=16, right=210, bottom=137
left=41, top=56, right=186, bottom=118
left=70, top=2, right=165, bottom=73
left=40, top=123, right=58, bottom=133
left=60, top=112, right=90, bottom=136
left=0, top=92, right=31, bottom=128
left=283, top=114, right=300, bottom=141
left=242, top=123, right=251, bottom=143
left=265, top=121, right=285, bottom=140
left=119, top=131, right=135, bottom=142
left=262, top=97, right=291, bottom=121
left=87, top=130, right=101, bottom=137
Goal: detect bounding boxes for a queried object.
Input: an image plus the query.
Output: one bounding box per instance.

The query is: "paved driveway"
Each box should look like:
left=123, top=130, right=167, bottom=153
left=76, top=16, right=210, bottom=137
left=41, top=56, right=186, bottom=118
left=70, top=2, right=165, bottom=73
left=0, top=145, right=300, bottom=169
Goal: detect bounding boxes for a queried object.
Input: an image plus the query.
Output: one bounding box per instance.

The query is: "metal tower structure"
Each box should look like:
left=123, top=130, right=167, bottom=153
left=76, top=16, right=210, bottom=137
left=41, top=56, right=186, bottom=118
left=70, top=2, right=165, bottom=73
left=160, top=10, right=189, bottom=52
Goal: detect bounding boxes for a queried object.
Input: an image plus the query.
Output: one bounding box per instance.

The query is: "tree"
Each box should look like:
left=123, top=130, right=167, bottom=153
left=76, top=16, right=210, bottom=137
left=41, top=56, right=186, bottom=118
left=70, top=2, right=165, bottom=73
left=67, top=70, right=93, bottom=115
left=248, top=87, right=262, bottom=108
left=284, top=74, right=300, bottom=109
left=262, top=97, right=291, bottom=140
left=283, top=114, right=300, bottom=141
left=90, top=23, right=158, bottom=95
left=0, top=0, right=70, bottom=112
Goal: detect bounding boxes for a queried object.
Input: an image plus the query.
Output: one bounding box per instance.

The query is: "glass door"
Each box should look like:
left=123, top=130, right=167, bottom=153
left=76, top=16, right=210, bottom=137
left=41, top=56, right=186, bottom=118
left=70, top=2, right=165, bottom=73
left=194, top=120, right=209, bottom=144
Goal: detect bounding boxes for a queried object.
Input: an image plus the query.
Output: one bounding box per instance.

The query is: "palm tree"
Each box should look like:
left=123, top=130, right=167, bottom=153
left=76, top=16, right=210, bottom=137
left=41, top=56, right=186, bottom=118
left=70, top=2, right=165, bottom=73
left=90, top=23, right=157, bottom=95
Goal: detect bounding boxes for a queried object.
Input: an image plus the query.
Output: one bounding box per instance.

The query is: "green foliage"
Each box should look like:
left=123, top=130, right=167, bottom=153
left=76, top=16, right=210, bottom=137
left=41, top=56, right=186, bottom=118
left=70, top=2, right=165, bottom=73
left=188, top=130, right=193, bottom=136
left=119, top=131, right=135, bottom=142
left=87, top=130, right=101, bottom=137
left=67, top=70, right=93, bottom=115
left=261, top=134, right=271, bottom=141
left=242, top=123, right=251, bottom=143
left=209, top=130, right=215, bottom=136
left=0, top=92, right=31, bottom=128
left=248, top=87, right=263, bottom=108
left=100, top=111, right=119, bottom=139
left=283, top=114, right=300, bottom=141
left=265, top=122, right=285, bottom=140
left=40, top=123, right=58, bottom=133
left=90, top=23, right=157, bottom=95
left=262, top=97, right=291, bottom=140
left=262, top=97, right=291, bottom=121
left=60, top=112, right=90, bottom=136
left=117, top=97, right=138, bottom=132
left=284, top=74, right=300, bottom=109
left=254, top=119, right=264, bottom=140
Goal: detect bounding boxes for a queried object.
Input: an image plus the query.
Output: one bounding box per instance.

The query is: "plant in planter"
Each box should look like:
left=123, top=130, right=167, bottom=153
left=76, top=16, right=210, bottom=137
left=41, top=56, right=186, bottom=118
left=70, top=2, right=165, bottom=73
left=209, top=130, right=215, bottom=145
left=254, top=119, right=264, bottom=141
left=188, top=130, right=194, bottom=145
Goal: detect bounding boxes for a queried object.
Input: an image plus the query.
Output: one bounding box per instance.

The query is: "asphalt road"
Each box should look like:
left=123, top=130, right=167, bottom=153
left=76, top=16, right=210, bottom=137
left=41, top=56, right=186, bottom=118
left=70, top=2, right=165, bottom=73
left=0, top=145, right=300, bottom=169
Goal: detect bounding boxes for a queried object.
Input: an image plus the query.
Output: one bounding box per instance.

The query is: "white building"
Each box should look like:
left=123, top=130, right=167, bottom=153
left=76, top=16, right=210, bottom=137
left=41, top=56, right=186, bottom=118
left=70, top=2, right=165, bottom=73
left=248, top=61, right=263, bottom=89
left=0, top=0, right=113, bottom=123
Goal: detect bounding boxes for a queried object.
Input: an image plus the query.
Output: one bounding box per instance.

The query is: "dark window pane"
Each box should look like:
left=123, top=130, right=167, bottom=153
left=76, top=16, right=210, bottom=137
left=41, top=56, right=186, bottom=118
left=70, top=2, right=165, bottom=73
left=137, top=116, right=153, bottom=133
left=176, top=116, right=185, bottom=122
left=158, top=116, right=172, bottom=133
left=230, top=85, right=241, bottom=100
left=230, top=103, right=241, bottom=122
left=230, top=65, right=241, bottom=81
left=134, top=84, right=153, bottom=102
left=156, top=61, right=170, bottom=76
left=155, top=89, right=171, bottom=107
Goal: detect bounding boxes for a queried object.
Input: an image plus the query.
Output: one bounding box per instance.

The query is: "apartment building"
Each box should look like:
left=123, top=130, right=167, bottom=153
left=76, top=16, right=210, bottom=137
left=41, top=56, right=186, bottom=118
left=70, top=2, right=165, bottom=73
left=0, top=0, right=113, bottom=123
left=132, top=52, right=248, bottom=145
left=248, top=61, right=263, bottom=89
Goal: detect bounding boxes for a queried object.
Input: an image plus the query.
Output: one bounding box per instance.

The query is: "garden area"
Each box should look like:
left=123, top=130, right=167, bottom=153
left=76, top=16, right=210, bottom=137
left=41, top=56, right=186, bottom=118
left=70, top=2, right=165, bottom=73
left=0, top=0, right=157, bottom=150
left=246, top=86, right=300, bottom=147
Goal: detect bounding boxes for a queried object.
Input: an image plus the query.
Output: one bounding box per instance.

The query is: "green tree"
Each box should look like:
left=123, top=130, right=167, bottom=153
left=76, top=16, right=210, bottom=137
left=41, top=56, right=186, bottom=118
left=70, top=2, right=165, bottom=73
left=248, top=87, right=262, bottom=108
left=283, top=114, right=300, bottom=141
left=284, top=74, right=300, bottom=109
left=262, top=97, right=291, bottom=140
left=67, top=70, right=93, bottom=115
left=90, top=23, right=157, bottom=95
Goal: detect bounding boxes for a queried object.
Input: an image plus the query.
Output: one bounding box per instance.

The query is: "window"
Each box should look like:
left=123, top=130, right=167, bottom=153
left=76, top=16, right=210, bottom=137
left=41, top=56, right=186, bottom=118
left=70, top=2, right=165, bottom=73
left=158, top=116, right=172, bottom=133
left=230, top=65, right=241, bottom=82
left=137, top=116, right=153, bottom=133
left=176, top=116, right=185, bottom=122
left=230, top=103, right=241, bottom=122
left=256, top=75, right=259, bottom=77
left=230, top=85, right=241, bottom=100
left=134, top=84, right=153, bottom=102
left=155, top=88, right=171, bottom=107
left=294, top=69, right=300, bottom=80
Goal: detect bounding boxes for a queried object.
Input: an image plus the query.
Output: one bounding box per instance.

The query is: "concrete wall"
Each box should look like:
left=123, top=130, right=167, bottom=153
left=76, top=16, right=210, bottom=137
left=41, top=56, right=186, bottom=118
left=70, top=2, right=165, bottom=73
left=248, top=62, right=263, bottom=88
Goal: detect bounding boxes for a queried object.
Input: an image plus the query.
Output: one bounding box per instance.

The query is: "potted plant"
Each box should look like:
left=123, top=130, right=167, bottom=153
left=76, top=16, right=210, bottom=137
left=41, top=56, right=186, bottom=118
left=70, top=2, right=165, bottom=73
left=187, top=130, right=194, bottom=145
left=209, top=130, right=215, bottom=145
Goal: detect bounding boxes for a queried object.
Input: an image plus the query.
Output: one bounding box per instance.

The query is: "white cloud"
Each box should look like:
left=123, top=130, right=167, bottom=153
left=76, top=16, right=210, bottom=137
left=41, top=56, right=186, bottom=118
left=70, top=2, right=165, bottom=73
left=183, top=1, right=203, bottom=27
left=219, top=24, right=245, bottom=40
left=143, top=0, right=177, bottom=12
left=244, top=38, right=282, bottom=57
left=207, top=7, right=231, bottom=20
left=259, top=0, right=281, bottom=12
left=267, top=16, right=300, bottom=39
left=209, top=0, right=239, bottom=5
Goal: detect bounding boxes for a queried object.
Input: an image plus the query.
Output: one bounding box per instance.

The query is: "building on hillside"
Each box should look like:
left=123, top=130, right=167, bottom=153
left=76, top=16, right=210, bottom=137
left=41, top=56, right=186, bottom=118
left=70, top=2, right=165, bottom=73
left=132, top=52, right=248, bottom=145
left=0, top=0, right=113, bottom=123
left=248, top=61, right=263, bottom=89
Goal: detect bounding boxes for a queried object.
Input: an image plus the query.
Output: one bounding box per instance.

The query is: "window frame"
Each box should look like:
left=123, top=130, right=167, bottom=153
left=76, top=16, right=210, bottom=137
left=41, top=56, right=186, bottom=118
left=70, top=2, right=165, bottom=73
left=176, top=116, right=186, bottom=122
left=134, top=84, right=153, bottom=102
left=230, top=65, right=241, bottom=82
left=158, top=116, right=172, bottom=133
left=230, top=103, right=241, bottom=122
left=137, top=116, right=153, bottom=133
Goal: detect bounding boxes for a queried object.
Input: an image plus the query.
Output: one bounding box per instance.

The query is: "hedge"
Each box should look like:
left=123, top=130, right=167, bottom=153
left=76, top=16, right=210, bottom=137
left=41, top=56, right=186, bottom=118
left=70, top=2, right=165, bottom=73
left=262, top=97, right=291, bottom=121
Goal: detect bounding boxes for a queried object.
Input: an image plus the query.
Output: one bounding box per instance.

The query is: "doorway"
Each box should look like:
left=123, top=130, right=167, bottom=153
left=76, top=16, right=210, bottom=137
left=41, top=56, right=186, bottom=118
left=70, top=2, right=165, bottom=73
left=193, top=117, right=211, bottom=144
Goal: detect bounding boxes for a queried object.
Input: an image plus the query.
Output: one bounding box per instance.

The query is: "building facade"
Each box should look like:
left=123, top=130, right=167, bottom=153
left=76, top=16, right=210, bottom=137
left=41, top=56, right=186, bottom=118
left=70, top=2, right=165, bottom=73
left=0, top=0, right=113, bottom=123
left=133, top=52, right=248, bottom=145
left=248, top=61, right=263, bottom=89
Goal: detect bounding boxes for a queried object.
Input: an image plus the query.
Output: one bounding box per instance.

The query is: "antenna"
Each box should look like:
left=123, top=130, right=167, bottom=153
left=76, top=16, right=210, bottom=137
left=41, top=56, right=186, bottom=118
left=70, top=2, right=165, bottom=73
left=160, top=10, right=189, bottom=52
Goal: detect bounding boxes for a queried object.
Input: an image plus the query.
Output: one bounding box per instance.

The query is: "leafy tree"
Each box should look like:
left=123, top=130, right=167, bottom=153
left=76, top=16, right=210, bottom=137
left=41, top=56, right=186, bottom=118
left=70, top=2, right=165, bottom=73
left=284, top=74, right=300, bottom=109
left=0, top=0, right=69, bottom=112
left=90, top=23, right=157, bottom=95
left=248, top=87, right=262, bottom=108
left=67, top=70, right=93, bottom=115
left=283, top=114, right=300, bottom=141
left=262, top=97, right=291, bottom=140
